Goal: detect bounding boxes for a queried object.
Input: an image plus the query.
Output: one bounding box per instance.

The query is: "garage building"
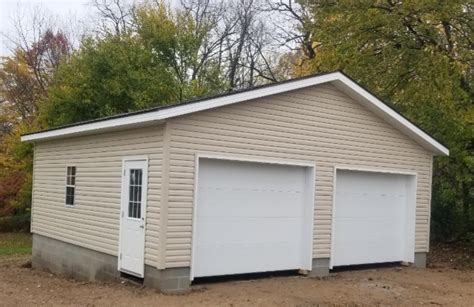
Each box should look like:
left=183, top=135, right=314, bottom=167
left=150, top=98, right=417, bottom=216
left=21, top=71, right=449, bottom=293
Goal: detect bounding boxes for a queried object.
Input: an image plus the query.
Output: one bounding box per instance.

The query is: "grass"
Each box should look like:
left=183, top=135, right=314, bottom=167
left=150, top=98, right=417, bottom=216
left=0, top=232, right=32, bottom=256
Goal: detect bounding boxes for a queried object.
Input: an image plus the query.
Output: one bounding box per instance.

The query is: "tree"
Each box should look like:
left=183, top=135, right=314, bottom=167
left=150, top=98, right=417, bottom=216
left=92, top=0, right=134, bottom=36
left=221, top=0, right=280, bottom=89
left=0, top=27, right=71, bottom=220
left=40, top=32, right=177, bottom=127
left=288, top=0, right=473, bottom=243
left=136, top=0, right=279, bottom=95
left=0, top=30, right=71, bottom=125
left=135, top=0, right=230, bottom=99
left=266, top=0, right=317, bottom=61
left=0, top=54, right=39, bottom=126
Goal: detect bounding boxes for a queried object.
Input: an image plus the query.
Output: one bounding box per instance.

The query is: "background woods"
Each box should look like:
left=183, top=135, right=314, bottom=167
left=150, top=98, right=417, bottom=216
left=0, top=0, right=472, bottom=246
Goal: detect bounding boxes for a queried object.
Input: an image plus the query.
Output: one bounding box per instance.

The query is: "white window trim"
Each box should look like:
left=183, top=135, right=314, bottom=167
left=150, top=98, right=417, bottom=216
left=65, top=166, right=76, bottom=207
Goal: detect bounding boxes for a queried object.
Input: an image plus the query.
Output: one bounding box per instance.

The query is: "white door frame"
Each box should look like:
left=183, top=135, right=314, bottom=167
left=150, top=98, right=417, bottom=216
left=118, top=156, right=148, bottom=277
left=329, top=165, right=418, bottom=269
left=190, top=153, right=316, bottom=280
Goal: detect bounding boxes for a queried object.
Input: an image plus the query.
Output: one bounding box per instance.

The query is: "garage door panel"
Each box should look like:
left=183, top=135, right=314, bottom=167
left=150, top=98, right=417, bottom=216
left=336, top=194, right=406, bottom=218
left=334, top=220, right=403, bottom=246
left=194, top=240, right=302, bottom=277
left=335, top=245, right=402, bottom=265
left=196, top=218, right=305, bottom=244
left=198, top=160, right=306, bottom=190
left=334, top=220, right=404, bottom=265
left=337, top=171, right=407, bottom=194
left=193, top=158, right=310, bottom=278
left=198, top=190, right=305, bottom=218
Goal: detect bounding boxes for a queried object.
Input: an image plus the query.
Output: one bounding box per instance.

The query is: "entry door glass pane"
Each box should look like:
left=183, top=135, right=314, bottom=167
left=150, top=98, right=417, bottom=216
left=128, top=169, right=143, bottom=219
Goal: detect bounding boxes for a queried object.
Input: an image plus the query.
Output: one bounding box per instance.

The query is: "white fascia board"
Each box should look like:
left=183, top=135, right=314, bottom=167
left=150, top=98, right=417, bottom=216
left=333, top=74, right=449, bottom=156
left=21, top=72, right=341, bottom=142
left=21, top=71, right=449, bottom=157
left=21, top=115, right=163, bottom=141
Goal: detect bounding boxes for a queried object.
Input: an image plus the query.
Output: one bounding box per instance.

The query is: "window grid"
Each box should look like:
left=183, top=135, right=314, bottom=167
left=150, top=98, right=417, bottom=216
left=128, top=169, right=143, bottom=219
left=65, top=166, right=76, bottom=206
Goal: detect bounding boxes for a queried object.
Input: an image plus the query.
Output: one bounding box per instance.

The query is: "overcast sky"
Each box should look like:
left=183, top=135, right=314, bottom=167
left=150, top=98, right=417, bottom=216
left=0, top=0, right=287, bottom=57
left=0, top=0, right=92, bottom=56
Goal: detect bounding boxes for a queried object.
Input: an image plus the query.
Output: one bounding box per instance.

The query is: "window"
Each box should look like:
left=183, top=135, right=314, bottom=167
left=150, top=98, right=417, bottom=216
left=66, top=166, right=76, bottom=206
left=128, top=169, right=143, bottom=219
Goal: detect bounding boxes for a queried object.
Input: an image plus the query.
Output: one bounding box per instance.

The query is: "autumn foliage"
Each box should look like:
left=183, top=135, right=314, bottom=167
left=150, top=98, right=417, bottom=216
left=0, top=171, right=26, bottom=216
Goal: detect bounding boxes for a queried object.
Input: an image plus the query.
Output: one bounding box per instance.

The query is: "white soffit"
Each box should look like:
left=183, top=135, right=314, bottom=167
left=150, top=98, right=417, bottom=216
left=21, top=72, right=449, bottom=156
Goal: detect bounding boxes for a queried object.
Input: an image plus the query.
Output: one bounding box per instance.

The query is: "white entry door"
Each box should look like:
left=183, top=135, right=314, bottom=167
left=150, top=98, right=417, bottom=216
left=331, top=170, right=416, bottom=267
left=192, top=158, right=314, bottom=279
left=119, top=158, right=148, bottom=277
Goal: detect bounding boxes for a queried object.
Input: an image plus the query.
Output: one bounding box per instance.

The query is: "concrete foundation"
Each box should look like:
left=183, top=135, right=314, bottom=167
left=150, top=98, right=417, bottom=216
left=308, top=258, right=330, bottom=277
left=32, top=234, right=190, bottom=293
left=414, top=252, right=427, bottom=268
left=32, top=233, right=120, bottom=282
left=144, top=266, right=190, bottom=294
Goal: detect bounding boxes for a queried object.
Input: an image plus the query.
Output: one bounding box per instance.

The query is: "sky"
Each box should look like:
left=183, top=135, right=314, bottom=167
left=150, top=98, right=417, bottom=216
left=0, top=0, right=92, bottom=56
left=0, top=0, right=285, bottom=57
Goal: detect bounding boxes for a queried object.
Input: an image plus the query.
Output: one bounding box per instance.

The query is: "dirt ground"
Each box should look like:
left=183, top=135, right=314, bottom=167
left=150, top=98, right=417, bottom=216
left=0, top=255, right=472, bottom=306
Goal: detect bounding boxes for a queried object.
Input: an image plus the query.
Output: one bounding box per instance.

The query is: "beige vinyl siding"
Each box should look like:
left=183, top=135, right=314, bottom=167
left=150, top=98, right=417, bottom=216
left=164, top=83, right=433, bottom=268
left=32, top=125, right=164, bottom=267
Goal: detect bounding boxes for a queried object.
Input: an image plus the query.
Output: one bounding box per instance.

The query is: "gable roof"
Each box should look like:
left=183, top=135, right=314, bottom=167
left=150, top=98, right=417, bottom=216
left=21, top=71, right=449, bottom=156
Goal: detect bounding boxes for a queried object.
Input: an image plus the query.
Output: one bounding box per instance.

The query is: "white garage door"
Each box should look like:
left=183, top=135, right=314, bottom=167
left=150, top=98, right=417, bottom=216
left=332, top=170, right=416, bottom=267
left=192, top=158, right=313, bottom=278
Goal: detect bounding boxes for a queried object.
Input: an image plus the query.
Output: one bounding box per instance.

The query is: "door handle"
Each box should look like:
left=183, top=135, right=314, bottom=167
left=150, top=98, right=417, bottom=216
left=139, top=225, right=144, bottom=229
